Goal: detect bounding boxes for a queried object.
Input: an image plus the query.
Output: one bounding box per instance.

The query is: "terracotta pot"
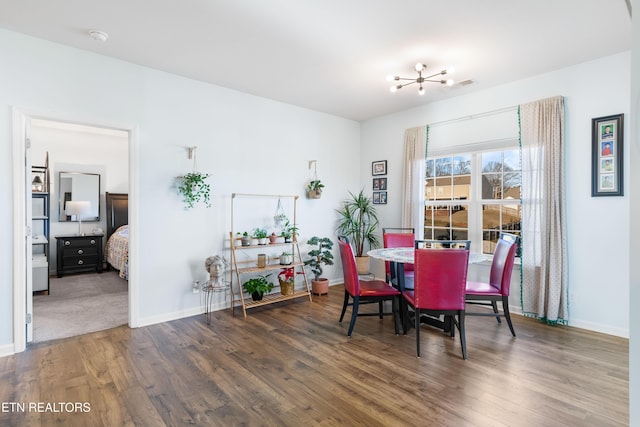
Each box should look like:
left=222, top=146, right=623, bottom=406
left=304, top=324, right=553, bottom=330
left=311, top=278, right=329, bottom=295
left=355, top=256, right=370, bottom=275
left=269, top=233, right=278, bottom=244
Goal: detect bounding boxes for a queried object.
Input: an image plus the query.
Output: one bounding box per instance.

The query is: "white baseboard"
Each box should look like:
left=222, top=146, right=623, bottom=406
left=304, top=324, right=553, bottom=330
left=0, top=343, right=15, bottom=358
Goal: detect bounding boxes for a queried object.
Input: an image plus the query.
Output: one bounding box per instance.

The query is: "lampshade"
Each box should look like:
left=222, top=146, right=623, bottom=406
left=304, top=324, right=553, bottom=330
left=65, top=201, right=92, bottom=219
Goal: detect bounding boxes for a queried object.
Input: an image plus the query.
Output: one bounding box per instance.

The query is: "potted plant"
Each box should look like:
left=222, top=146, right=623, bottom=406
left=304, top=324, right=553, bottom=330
left=280, top=219, right=300, bottom=243
left=238, top=231, right=252, bottom=246
left=304, top=236, right=334, bottom=295
left=269, top=232, right=278, bottom=244
left=306, top=179, right=324, bottom=199
left=177, top=172, right=211, bottom=209
left=253, top=227, right=269, bottom=245
left=335, top=189, right=380, bottom=274
left=242, top=274, right=273, bottom=301
left=277, top=267, right=296, bottom=296
left=279, top=251, right=293, bottom=265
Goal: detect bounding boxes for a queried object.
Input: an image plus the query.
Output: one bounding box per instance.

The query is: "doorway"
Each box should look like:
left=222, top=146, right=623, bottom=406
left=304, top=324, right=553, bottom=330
left=11, top=108, right=138, bottom=352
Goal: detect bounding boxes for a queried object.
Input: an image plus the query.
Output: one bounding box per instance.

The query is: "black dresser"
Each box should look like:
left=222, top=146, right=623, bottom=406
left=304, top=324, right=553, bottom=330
left=56, top=234, right=103, bottom=277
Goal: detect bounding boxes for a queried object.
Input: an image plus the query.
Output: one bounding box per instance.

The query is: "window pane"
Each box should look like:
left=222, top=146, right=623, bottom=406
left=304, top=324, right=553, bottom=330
left=503, top=172, right=521, bottom=200
left=426, top=159, right=434, bottom=178
left=424, top=205, right=434, bottom=227
left=433, top=205, right=450, bottom=227
left=435, top=177, right=452, bottom=199
left=451, top=205, right=468, bottom=229
left=482, top=231, right=500, bottom=254
left=501, top=204, right=521, bottom=230
left=504, top=150, right=520, bottom=171
left=453, top=155, right=471, bottom=175
left=451, top=229, right=468, bottom=241
left=434, top=228, right=450, bottom=240
left=425, top=178, right=436, bottom=200
left=482, top=204, right=501, bottom=229
left=435, top=157, right=452, bottom=176
left=423, top=227, right=434, bottom=240
left=482, top=151, right=502, bottom=173
left=453, top=175, right=471, bottom=200
left=482, top=173, right=502, bottom=199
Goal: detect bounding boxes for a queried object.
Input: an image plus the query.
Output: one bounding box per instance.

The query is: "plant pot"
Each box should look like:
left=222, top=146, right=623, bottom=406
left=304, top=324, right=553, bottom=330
left=241, top=237, right=252, bottom=246
left=279, top=253, right=292, bottom=265
left=355, top=256, right=370, bottom=275
left=311, top=278, right=329, bottom=295
left=307, top=189, right=322, bottom=199
left=279, top=279, right=295, bottom=296
left=251, top=291, right=264, bottom=301
left=258, top=238, right=269, bottom=245
left=269, top=233, right=278, bottom=244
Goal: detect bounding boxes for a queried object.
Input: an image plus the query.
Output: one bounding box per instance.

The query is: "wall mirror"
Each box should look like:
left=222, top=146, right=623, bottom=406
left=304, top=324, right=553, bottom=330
left=58, top=172, right=101, bottom=222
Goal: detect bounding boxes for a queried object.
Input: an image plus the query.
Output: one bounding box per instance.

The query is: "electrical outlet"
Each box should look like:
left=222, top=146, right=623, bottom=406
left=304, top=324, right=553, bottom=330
left=192, top=280, right=200, bottom=294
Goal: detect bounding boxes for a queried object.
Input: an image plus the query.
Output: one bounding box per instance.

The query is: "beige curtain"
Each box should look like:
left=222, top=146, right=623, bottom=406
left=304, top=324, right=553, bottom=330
left=519, top=96, right=568, bottom=324
left=401, top=126, right=427, bottom=239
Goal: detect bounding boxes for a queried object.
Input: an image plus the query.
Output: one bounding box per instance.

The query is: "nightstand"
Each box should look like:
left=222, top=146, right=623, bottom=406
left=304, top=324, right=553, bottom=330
left=56, top=234, right=103, bottom=277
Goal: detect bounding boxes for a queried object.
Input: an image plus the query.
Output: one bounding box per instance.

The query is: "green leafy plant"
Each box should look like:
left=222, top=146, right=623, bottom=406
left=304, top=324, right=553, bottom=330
left=304, top=236, right=334, bottom=280
left=242, top=274, right=274, bottom=299
left=306, top=179, right=324, bottom=192
left=177, top=172, right=211, bottom=209
left=280, top=219, right=300, bottom=241
left=335, top=189, right=380, bottom=257
left=252, top=228, right=268, bottom=239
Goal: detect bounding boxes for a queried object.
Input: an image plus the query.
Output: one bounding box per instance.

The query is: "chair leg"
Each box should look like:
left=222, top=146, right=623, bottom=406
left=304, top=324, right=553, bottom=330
left=415, top=308, right=421, bottom=358
left=378, top=301, right=384, bottom=319
left=502, top=296, right=516, bottom=337
left=491, top=300, right=502, bottom=323
left=401, top=299, right=409, bottom=335
left=339, top=290, right=350, bottom=323
left=392, top=296, right=399, bottom=335
left=458, top=310, right=467, bottom=360
left=347, top=296, right=359, bottom=337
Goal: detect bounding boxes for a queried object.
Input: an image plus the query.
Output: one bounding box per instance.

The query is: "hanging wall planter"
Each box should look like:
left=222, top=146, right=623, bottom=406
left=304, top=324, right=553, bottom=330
left=305, top=160, right=324, bottom=199
left=177, top=147, right=211, bottom=209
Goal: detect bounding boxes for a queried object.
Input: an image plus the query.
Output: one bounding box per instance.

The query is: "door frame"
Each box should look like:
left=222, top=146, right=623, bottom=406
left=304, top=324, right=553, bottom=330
left=11, top=106, right=139, bottom=353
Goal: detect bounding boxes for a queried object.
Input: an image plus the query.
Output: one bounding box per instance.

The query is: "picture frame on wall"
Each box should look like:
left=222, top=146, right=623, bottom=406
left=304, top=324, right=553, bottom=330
left=372, top=177, right=387, bottom=191
left=591, top=113, right=623, bottom=197
left=373, top=191, right=387, bottom=204
left=372, top=160, right=387, bottom=176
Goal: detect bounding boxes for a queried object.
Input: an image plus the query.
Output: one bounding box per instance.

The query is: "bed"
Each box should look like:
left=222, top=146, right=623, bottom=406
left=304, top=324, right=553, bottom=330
left=105, top=192, right=129, bottom=279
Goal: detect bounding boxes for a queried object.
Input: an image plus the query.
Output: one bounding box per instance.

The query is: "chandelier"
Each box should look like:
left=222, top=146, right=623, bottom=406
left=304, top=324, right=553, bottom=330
left=387, top=63, right=454, bottom=95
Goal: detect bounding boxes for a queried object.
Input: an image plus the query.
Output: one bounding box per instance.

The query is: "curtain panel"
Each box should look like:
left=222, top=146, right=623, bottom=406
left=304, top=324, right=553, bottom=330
left=519, top=95, right=568, bottom=325
left=401, top=126, right=427, bottom=239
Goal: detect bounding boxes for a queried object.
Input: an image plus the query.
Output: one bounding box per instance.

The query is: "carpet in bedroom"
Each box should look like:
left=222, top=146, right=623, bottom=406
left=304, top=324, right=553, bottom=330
left=32, top=271, right=128, bottom=342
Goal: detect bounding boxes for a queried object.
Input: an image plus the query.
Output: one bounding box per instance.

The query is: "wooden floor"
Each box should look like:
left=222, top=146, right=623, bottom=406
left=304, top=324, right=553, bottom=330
left=0, top=286, right=628, bottom=426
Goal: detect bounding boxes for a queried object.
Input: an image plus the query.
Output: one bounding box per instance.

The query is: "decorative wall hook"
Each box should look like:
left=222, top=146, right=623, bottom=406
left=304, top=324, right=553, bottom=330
left=188, top=146, right=198, bottom=160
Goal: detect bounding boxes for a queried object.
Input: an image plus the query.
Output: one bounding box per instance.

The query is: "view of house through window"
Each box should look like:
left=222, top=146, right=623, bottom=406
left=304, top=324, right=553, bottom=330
left=424, top=148, right=521, bottom=254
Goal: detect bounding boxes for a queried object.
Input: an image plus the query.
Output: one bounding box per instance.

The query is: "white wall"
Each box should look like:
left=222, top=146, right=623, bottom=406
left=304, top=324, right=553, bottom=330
left=361, top=51, right=631, bottom=338
left=0, top=29, right=360, bottom=350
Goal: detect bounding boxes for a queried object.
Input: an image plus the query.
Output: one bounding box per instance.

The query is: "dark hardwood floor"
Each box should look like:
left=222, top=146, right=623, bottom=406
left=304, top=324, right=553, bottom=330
left=0, top=285, right=628, bottom=426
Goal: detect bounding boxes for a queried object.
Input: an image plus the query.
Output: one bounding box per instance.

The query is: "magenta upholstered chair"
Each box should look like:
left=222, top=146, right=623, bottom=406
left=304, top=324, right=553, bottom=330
left=382, top=228, right=415, bottom=286
left=402, top=247, right=470, bottom=359
left=337, top=236, right=401, bottom=337
left=465, top=233, right=519, bottom=336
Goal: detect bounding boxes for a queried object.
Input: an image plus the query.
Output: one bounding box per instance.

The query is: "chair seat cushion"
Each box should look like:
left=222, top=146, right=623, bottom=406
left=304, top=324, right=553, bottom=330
left=466, top=281, right=501, bottom=295
left=359, top=279, right=401, bottom=297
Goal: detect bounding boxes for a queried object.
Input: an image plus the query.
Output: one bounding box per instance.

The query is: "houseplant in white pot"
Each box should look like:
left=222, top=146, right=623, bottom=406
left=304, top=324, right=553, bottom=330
left=335, top=190, right=380, bottom=274
left=304, top=236, right=334, bottom=295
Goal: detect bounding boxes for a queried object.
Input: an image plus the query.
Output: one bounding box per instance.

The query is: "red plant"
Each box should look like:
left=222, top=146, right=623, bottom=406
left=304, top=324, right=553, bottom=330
left=278, top=267, right=296, bottom=283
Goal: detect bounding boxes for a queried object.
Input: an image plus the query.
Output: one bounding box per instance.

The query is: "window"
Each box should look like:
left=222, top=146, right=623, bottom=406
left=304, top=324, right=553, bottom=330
left=424, top=148, right=521, bottom=254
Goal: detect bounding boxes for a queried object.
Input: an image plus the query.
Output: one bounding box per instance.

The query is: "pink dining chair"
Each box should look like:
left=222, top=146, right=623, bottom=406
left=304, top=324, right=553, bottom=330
left=402, top=247, right=470, bottom=359
left=337, top=236, right=401, bottom=337
left=382, top=227, right=415, bottom=287
left=465, top=233, right=519, bottom=336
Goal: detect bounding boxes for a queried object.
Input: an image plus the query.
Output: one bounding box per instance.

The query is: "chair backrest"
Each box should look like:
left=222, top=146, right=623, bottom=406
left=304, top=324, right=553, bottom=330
left=415, top=239, right=471, bottom=250
left=383, top=228, right=415, bottom=275
left=413, top=248, right=470, bottom=310
left=489, top=234, right=519, bottom=296
left=337, top=235, right=360, bottom=296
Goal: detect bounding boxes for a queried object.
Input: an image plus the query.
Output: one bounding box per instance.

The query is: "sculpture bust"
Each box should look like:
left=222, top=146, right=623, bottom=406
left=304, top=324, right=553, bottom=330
left=205, top=255, right=228, bottom=289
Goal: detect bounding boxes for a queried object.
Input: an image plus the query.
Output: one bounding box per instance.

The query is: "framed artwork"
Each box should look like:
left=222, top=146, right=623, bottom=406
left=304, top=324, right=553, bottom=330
left=372, top=160, right=387, bottom=176
left=591, top=114, right=623, bottom=197
left=372, top=177, right=387, bottom=191
left=373, top=191, right=387, bottom=204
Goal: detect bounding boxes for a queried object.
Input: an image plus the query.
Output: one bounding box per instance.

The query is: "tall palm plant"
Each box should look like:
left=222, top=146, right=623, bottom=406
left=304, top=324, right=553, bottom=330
left=336, top=189, right=380, bottom=257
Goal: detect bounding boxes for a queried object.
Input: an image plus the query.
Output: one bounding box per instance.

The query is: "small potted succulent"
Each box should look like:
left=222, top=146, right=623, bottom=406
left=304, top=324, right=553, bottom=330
left=304, top=236, right=334, bottom=295
left=306, top=179, right=324, bottom=199
left=279, top=251, right=293, bottom=265
left=239, top=231, right=252, bottom=247
left=242, top=274, right=273, bottom=301
left=280, top=219, right=299, bottom=243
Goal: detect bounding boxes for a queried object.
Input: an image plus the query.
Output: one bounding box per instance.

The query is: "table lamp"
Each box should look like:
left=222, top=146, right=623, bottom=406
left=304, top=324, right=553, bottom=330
left=65, top=201, right=91, bottom=236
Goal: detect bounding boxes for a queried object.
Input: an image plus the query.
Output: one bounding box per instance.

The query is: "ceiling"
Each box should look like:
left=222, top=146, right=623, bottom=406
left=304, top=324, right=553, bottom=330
left=0, top=0, right=632, bottom=122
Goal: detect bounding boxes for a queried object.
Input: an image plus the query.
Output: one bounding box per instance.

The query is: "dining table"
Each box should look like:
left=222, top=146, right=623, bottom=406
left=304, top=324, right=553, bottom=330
left=367, top=247, right=489, bottom=332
